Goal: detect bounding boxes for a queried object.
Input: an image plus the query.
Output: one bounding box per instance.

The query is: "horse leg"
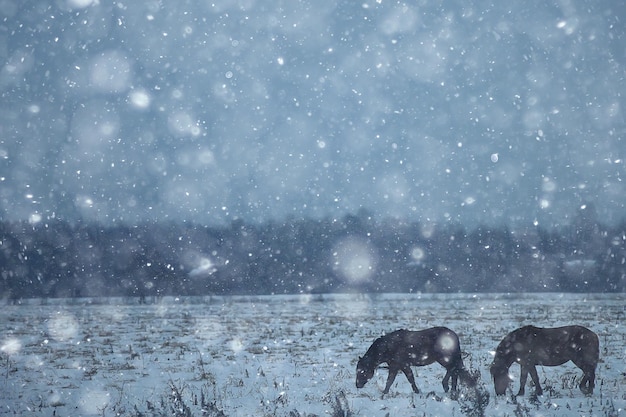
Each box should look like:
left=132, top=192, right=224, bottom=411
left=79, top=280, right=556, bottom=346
left=586, top=369, right=595, bottom=394
left=579, top=374, right=589, bottom=395
left=588, top=368, right=596, bottom=394
left=444, top=367, right=460, bottom=392
left=528, top=365, right=543, bottom=396
left=451, top=367, right=460, bottom=392
left=442, top=369, right=451, bottom=392
left=517, top=365, right=529, bottom=396
left=401, top=366, right=420, bottom=394
left=383, top=367, right=399, bottom=395
left=573, top=357, right=597, bottom=395
left=444, top=367, right=461, bottom=400
left=579, top=368, right=595, bottom=395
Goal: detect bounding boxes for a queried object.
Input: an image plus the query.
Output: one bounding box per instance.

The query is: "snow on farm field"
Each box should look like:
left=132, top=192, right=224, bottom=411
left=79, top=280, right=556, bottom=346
left=1, top=293, right=625, bottom=417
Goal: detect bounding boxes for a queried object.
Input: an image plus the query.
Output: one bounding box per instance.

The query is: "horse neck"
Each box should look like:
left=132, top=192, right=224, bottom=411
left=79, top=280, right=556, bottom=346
left=364, top=338, right=388, bottom=368
left=493, top=346, right=516, bottom=370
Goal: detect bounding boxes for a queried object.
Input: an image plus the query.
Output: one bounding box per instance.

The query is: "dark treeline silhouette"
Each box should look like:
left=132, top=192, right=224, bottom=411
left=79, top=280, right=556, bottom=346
left=1, top=208, right=624, bottom=300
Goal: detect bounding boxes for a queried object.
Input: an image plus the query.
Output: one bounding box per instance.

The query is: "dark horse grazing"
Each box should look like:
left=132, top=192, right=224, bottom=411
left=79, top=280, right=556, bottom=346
left=356, top=327, right=474, bottom=395
left=490, top=325, right=599, bottom=396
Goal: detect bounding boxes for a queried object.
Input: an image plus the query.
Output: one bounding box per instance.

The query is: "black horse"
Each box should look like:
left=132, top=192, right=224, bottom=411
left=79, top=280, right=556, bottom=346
left=356, top=327, right=474, bottom=395
left=490, top=325, right=599, bottom=396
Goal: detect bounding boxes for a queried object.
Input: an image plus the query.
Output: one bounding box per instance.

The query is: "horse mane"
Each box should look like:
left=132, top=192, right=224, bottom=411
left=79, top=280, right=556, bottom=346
left=492, top=326, right=537, bottom=370
left=361, top=330, right=405, bottom=365
left=506, top=325, right=537, bottom=340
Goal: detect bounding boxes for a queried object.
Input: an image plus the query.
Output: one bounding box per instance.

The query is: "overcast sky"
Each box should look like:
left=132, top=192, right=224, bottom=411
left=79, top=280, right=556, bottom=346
left=1, top=0, right=624, bottom=228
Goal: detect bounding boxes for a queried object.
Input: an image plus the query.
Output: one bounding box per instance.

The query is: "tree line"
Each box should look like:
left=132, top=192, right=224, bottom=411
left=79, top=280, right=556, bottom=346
left=1, top=209, right=624, bottom=300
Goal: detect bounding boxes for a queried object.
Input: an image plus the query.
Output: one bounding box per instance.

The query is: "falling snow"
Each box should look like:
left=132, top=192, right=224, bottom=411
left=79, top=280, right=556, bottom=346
left=0, top=1, right=623, bottom=227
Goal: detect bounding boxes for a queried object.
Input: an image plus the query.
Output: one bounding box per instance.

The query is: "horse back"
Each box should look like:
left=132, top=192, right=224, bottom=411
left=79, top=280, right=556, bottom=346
left=548, top=326, right=598, bottom=352
left=401, top=327, right=463, bottom=366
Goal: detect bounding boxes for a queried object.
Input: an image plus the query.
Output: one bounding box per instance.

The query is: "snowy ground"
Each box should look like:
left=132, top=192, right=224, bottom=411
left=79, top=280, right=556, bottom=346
left=1, top=293, right=624, bottom=416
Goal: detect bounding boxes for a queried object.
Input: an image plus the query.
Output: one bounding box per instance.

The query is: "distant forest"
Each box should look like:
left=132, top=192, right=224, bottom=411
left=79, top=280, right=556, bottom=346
left=1, top=208, right=624, bottom=301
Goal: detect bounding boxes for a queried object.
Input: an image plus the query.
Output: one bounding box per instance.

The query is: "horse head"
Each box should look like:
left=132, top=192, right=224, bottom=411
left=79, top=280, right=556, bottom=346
left=490, top=362, right=510, bottom=395
left=356, top=355, right=375, bottom=388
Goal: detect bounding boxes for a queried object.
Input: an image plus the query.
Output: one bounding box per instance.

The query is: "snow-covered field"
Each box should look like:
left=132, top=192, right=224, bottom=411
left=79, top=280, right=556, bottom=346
left=1, top=293, right=624, bottom=416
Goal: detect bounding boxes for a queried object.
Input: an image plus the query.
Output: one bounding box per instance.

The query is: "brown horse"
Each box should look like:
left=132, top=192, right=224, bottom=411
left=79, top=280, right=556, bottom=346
left=356, top=327, right=475, bottom=395
left=490, top=325, right=599, bottom=396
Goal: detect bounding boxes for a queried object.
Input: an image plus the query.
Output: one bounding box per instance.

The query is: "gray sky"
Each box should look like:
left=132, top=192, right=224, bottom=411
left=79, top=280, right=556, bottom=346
left=1, top=0, right=624, bottom=228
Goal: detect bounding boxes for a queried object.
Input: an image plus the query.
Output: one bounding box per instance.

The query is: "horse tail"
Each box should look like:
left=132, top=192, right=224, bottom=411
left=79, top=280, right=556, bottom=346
left=590, top=330, right=600, bottom=363
left=455, top=351, right=477, bottom=388
left=458, top=367, right=477, bottom=388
